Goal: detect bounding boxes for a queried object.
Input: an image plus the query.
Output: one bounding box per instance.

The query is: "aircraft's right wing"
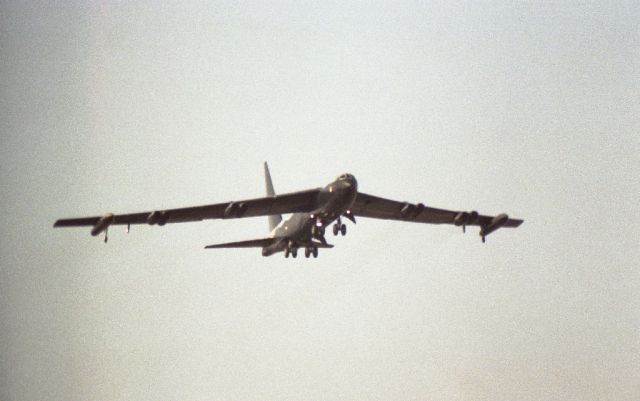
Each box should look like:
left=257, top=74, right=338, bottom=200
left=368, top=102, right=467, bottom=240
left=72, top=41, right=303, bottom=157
left=54, top=188, right=322, bottom=236
left=351, top=192, right=523, bottom=241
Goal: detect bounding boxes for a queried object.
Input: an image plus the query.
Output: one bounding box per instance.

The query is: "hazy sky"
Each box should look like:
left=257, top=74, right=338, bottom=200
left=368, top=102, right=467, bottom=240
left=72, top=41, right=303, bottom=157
left=1, top=2, right=639, bottom=400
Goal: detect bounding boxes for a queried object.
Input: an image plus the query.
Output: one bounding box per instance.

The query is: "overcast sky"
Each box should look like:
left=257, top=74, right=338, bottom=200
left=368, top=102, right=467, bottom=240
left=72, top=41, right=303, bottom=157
left=1, top=2, right=639, bottom=400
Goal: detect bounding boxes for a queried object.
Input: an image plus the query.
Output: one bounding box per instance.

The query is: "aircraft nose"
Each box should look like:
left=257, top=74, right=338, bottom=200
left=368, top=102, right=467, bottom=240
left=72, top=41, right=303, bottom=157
left=344, top=175, right=357, bottom=190
left=336, top=174, right=357, bottom=190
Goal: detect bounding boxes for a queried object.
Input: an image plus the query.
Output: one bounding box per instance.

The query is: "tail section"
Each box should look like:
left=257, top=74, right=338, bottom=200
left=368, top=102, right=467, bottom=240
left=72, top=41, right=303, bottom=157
left=264, top=162, right=282, bottom=231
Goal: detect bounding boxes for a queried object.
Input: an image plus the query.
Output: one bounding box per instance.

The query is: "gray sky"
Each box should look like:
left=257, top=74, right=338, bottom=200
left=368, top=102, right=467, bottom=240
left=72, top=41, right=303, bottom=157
left=1, top=1, right=639, bottom=400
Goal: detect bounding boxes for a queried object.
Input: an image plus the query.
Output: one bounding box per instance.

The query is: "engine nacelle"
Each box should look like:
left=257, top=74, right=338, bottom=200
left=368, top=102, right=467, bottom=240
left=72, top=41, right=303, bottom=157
left=223, top=202, right=248, bottom=218
left=453, top=212, right=468, bottom=226
left=147, top=211, right=169, bottom=226
left=468, top=210, right=479, bottom=222
left=480, top=213, right=508, bottom=237
left=454, top=210, right=479, bottom=226
left=91, top=213, right=114, bottom=236
left=400, top=202, right=424, bottom=219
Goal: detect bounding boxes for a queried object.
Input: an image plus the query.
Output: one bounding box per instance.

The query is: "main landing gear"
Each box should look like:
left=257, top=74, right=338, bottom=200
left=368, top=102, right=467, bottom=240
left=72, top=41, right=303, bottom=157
left=285, top=245, right=318, bottom=258
left=284, top=247, right=298, bottom=258
left=304, top=246, right=319, bottom=258
left=332, top=218, right=347, bottom=236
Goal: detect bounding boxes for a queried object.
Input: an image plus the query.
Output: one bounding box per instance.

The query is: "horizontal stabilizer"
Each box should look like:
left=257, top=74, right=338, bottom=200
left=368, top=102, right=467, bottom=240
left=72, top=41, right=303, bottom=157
left=204, top=238, right=275, bottom=249
left=309, top=240, right=334, bottom=248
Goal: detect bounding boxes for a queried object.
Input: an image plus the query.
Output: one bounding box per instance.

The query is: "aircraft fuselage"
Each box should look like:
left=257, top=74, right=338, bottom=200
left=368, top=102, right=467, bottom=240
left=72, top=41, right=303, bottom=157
left=262, top=174, right=357, bottom=256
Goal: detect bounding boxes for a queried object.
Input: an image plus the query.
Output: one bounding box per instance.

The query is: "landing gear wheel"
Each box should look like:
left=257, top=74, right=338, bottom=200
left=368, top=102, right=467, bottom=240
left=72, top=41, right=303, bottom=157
left=304, top=247, right=311, bottom=258
left=340, top=224, right=347, bottom=236
left=292, top=248, right=298, bottom=258
left=333, top=223, right=339, bottom=236
left=284, top=248, right=290, bottom=258
left=482, top=236, right=486, bottom=243
left=312, top=247, right=318, bottom=258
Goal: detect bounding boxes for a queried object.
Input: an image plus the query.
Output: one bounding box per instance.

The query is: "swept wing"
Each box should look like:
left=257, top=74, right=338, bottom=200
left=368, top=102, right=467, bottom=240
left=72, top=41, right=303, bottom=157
left=351, top=192, right=523, bottom=239
left=54, top=188, right=321, bottom=231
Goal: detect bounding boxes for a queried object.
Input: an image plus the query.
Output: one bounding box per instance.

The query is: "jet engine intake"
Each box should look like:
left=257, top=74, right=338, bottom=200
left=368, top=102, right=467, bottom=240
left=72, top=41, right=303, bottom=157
left=147, top=211, right=169, bottom=225
left=400, top=202, right=425, bottom=219
left=454, top=210, right=479, bottom=226
left=224, top=202, right=248, bottom=218
left=91, top=213, right=114, bottom=236
left=479, top=213, right=509, bottom=237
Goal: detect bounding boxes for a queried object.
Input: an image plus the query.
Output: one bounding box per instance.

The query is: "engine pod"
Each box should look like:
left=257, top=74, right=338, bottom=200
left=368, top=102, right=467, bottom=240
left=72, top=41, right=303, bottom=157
left=400, top=202, right=423, bottom=219
left=91, top=213, right=114, bottom=236
left=147, top=211, right=169, bottom=225
left=480, top=213, right=509, bottom=236
left=224, top=202, right=248, bottom=218
left=454, top=212, right=469, bottom=226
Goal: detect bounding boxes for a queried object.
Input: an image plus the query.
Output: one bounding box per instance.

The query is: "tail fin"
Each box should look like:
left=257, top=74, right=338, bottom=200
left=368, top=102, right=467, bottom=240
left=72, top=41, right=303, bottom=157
left=264, top=162, right=282, bottom=231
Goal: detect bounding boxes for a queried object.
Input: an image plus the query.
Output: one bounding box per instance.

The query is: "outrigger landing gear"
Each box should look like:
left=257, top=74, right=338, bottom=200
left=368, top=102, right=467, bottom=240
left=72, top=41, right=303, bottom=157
left=285, top=240, right=299, bottom=258
left=104, top=227, right=108, bottom=243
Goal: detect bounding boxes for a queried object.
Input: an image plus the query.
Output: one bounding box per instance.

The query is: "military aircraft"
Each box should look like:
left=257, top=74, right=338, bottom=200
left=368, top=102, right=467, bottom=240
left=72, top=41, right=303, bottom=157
left=54, top=163, right=523, bottom=258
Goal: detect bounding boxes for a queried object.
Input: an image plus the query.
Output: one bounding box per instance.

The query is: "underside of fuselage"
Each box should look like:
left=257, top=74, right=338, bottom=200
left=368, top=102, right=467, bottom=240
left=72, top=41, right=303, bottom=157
left=261, top=174, right=358, bottom=258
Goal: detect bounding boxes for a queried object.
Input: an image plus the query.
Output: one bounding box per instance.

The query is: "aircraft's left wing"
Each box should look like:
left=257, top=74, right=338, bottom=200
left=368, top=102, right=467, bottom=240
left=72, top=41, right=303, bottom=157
left=54, top=188, right=322, bottom=237
left=351, top=192, right=523, bottom=241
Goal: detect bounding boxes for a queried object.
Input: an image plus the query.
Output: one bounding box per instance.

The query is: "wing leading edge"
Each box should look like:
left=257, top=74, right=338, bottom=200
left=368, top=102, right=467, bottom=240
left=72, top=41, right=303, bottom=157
left=54, top=188, right=322, bottom=236
left=351, top=192, right=523, bottom=241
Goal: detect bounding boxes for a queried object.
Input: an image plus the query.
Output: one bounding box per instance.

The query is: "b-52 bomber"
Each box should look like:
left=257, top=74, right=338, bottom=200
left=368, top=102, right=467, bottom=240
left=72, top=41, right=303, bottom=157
left=54, top=163, right=523, bottom=258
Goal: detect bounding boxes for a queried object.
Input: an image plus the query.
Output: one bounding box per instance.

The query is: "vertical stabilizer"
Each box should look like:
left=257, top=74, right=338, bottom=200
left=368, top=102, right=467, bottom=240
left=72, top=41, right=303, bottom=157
left=264, top=162, right=282, bottom=231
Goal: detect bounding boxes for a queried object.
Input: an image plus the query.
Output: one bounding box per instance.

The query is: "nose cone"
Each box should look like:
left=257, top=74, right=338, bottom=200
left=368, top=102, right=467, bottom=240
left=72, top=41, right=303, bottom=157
left=334, top=173, right=357, bottom=192
left=348, top=175, right=357, bottom=189
left=342, top=174, right=357, bottom=191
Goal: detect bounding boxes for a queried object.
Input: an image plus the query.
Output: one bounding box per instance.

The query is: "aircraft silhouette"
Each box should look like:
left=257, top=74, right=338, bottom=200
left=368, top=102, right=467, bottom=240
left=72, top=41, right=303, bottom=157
left=54, top=163, right=523, bottom=258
